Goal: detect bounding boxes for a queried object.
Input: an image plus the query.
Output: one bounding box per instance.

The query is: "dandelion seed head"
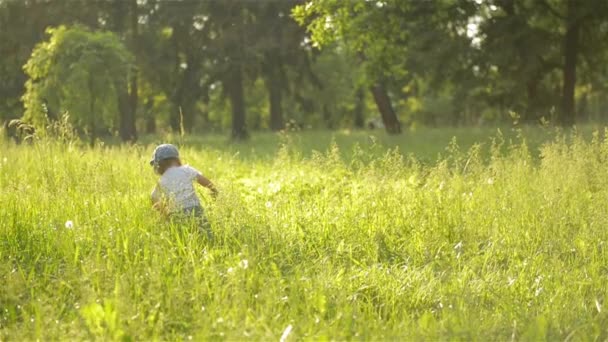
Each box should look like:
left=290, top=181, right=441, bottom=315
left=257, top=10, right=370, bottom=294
left=280, top=324, right=293, bottom=342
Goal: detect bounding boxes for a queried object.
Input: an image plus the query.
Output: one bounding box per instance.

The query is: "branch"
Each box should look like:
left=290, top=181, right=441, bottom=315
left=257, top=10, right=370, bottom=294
left=537, top=55, right=561, bottom=73
left=538, top=0, right=565, bottom=20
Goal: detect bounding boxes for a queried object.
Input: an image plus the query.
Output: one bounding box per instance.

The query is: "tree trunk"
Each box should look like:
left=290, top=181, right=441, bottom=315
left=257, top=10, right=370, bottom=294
left=169, top=32, right=181, bottom=132
left=200, top=86, right=210, bottom=128
left=354, top=87, right=365, bottom=129
left=117, top=83, right=133, bottom=142
left=144, top=96, right=156, bottom=134
left=169, top=107, right=180, bottom=133
left=370, top=82, right=401, bottom=134
left=267, top=70, right=284, bottom=131
left=170, top=87, right=193, bottom=134
left=110, top=0, right=137, bottom=141
left=178, top=60, right=199, bottom=133
left=323, top=105, right=333, bottom=129
left=227, top=65, right=248, bottom=140
left=559, top=0, right=579, bottom=126
left=89, top=76, right=96, bottom=147
left=125, top=0, right=138, bottom=141
left=170, top=54, right=200, bottom=134
left=525, top=78, right=539, bottom=123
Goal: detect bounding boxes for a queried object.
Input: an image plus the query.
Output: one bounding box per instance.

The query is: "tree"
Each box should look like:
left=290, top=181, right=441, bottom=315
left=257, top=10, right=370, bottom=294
left=106, top=0, right=139, bottom=141
left=253, top=1, right=312, bottom=131
left=22, top=26, right=134, bottom=145
left=294, top=1, right=402, bottom=134
left=479, top=0, right=608, bottom=126
left=294, top=1, right=478, bottom=133
left=0, top=0, right=102, bottom=123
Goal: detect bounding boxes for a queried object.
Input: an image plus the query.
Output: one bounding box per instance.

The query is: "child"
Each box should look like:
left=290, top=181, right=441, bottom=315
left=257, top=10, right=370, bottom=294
left=149, top=144, right=217, bottom=238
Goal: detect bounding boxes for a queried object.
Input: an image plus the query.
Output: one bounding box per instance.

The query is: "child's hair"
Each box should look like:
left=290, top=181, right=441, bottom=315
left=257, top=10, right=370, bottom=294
left=157, top=157, right=182, bottom=175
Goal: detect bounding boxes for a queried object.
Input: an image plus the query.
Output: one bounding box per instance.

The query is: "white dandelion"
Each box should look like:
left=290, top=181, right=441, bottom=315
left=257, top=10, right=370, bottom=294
left=65, top=220, right=74, bottom=229
left=279, top=324, right=293, bottom=342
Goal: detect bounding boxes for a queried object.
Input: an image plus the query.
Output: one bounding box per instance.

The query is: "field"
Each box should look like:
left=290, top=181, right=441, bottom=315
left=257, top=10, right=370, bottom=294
left=2, top=126, right=608, bottom=340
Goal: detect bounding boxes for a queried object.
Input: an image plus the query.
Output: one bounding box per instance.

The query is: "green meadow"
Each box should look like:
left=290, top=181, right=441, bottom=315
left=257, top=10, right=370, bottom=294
left=2, top=127, right=608, bottom=340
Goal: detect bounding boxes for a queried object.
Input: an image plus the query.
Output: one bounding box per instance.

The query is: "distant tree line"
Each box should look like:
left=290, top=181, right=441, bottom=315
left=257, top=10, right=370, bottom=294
left=1, top=0, right=608, bottom=141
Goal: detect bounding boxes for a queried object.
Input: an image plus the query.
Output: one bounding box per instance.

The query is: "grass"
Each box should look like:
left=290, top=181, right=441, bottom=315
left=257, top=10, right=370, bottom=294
left=2, top=126, right=608, bottom=340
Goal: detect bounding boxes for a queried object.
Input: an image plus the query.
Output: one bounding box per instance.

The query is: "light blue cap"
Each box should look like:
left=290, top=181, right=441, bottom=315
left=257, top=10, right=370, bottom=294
left=149, top=144, right=179, bottom=166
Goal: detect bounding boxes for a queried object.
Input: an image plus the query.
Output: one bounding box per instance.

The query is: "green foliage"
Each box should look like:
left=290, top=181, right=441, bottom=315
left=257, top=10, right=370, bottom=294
left=2, top=0, right=608, bottom=135
left=22, top=26, right=133, bottom=136
left=2, top=128, right=608, bottom=339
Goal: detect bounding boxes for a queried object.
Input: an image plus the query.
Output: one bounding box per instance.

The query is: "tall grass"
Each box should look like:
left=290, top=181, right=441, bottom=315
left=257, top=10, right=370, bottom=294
left=2, top=129, right=608, bottom=340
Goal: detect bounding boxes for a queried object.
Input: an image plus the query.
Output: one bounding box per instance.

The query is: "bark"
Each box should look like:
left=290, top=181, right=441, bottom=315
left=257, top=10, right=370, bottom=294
left=170, top=49, right=201, bottom=133
left=126, top=0, right=138, bottom=141
left=267, top=69, right=284, bottom=131
left=144, top=96, right=156, bottom=134
left=88, top=76, right=96, bottom=147
left=370, top=82, right=401, bottom=134
left=117, top=82, right=133, bottom=142
left=169, top=104, right=180, bottom=133
left=263, top=16, right=285, bottom=131
left=227, top=64, right=248, bottom=140
left=114, top=0, right=137, bottom=142
left=178, top=61, right=200, bottom=133
left=559, top=0, right=579, bottom=126
left=353, top=87, right=365, bottom=129
left=524, top=78, right=539, bottom=122
left=169, top=84, right=194, bottom=134
left=169, top=31, right=181, bottom=132
left=200, top=86, right=210, bottom=126
left=323, top=105, right=333, bottom=129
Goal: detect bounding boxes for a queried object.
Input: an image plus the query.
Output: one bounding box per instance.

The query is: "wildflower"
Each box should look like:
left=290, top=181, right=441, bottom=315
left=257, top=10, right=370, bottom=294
left=269, top=182, right=282, bottom=193
left=280, top=324, right=293, bottom=342
left=487, top=178, right=494, bottom=185
left=227, top=267, right=235, bottom=274
left=65, top=220, right=74, bottom=229
left=265, top=201, right=273, bottom=208
left=439, top=181, right=445, bottom=190
left=240, top=259, right=249, bottom=269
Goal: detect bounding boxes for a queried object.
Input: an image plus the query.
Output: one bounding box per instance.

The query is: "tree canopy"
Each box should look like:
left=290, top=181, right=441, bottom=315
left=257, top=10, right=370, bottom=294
left=22, top=26, right=133, bottom=144
left=1, top=0, right=608, bottom=141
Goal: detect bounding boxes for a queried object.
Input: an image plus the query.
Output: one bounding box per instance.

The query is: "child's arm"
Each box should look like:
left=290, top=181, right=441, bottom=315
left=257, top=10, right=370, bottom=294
left=151, top=185, right=169, bottom=216
left=196, top=174, right=219, bottom=198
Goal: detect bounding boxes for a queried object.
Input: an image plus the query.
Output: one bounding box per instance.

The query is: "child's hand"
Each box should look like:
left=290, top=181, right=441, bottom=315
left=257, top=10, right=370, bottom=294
left=196, top=174, right=219, bottom=199
left=152, top=201, right=169, bottom=217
